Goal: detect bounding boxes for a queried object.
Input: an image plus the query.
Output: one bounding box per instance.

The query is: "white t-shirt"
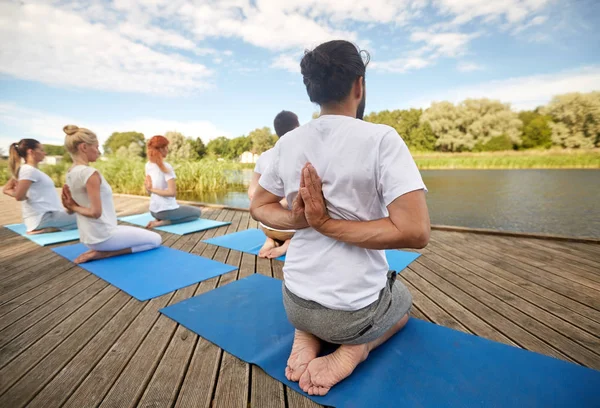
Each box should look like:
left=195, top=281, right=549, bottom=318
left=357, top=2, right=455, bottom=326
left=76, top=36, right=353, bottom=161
left=145, top=162, right=179, bottom=213
left=66, top=165, right=117, bottom=245
left=259, top=115, right=427, bottom=311
left=254, top=148, right=275, bottom=175
left=18, top=164, right=63, bottom=231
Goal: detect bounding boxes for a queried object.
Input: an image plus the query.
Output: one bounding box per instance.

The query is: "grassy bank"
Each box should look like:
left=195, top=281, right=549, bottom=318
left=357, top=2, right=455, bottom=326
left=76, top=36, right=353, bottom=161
left=413, top=149, right=600, bottom=169
left=1, top=150, right=598, bottom=191
left=0, top=158, right=247, bottom=194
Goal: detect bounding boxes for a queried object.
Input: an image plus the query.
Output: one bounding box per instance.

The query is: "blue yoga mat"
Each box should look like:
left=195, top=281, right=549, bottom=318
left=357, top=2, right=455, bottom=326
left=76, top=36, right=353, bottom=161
left=161, top=274, right=600, bottom=408
left=119, top=212, right=230, bottom=235
left=6, top=223, right=80, bottom=246
left=53, top=243, right=237, bottom=301
left=203, top=228, right=421, bottom=269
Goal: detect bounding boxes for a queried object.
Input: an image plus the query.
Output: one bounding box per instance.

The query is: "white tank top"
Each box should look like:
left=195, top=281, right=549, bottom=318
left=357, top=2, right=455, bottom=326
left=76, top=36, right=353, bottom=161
left=66, top=165, right=117, bottom=245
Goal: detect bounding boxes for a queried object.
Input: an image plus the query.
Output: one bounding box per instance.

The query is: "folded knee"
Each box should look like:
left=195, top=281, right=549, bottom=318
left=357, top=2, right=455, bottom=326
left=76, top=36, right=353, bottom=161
left=150, top=231, right=162, bottom=248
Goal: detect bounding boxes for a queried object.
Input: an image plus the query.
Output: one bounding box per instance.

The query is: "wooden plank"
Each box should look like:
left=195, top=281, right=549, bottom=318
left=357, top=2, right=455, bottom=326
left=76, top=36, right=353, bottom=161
left=0, top=290, right=129, bottom=407
left=63, top=293, right=174, bottom=408
left=417, top=252, right=600, bottom=369
left=0, top=283, right=115, bottom=393
left=211, top=251, right=253, bottom=408
left=431, top=232, right=600, bottom=323
left=0, top=258, right=76, bottom=305
left=425, top=239, right=600, bottom=342
left=0, top=271, right=92, bottom=332
left=402, top=267, right=513, bottom=345
left=410, top=259, right=573, bottom=363
left=0, top=266, right=81, bottom=319
left=0, top=275, right=104, bottom=353
left=471, top=234, right=600, bottom=287
left=26, top=297, right=146, bottom=407
left=174, top=249, right=242, bottom=408
left=135, top=216, right=232, bottom=408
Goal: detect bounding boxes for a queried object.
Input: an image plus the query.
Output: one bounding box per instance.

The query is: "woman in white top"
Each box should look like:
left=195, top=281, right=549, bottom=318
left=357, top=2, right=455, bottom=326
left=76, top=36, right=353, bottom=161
left=2, top=139, right=76, bottom=234
left=251, top=40, right=430, bottom=396
left=143, top=135, right=201, bottom=229
left=61, top=125, right=161, bottom=264
left=248, top=110, right=300, bottom=258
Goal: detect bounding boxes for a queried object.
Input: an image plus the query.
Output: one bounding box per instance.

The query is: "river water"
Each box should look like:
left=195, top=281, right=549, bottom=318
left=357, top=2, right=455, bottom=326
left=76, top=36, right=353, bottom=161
left=179, top=169, right=600, bottom=239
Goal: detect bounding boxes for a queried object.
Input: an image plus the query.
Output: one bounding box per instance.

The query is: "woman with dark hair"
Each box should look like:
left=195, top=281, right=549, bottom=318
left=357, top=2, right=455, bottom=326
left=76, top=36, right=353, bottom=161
left=250, top=40, right=430, bottom=395
left=144, top=135, right=201, bottom=229
left=2, top=139, right=76, bottom=234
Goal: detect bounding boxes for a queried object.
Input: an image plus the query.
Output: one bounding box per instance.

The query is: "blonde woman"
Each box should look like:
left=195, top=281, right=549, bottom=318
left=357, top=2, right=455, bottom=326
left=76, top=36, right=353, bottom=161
left=2, top=138, right=76, bottom=234
left=61, top=125, right=161, bottom=264
left=144, top=135, right=201, bottom=229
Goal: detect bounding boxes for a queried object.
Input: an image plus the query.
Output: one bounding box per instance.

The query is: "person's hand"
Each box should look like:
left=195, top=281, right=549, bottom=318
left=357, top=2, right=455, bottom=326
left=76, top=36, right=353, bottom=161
left=3, top=178, right=17, bottom=195
left=290, top=187, right=309, bottom=229
left=299, top=163, right=330, bottom=231
left=61, top=184, right=79, bottom=211
left=144, top=175, right=153, bottom=194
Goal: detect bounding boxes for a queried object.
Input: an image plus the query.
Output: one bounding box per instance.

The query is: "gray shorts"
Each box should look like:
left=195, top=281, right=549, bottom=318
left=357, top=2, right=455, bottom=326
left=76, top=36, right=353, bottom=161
left=151, top=205, right=201, bottom=225
left=282, top=271, right=412, bottom=345
left=35, top=211, right=77, bottom=231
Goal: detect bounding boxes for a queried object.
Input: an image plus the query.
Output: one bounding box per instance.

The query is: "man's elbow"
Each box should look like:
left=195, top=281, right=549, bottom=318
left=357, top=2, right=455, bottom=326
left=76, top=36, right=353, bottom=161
left=91, top=210, right=102, bottom=219
left=15, top=195, right=27, bottom=202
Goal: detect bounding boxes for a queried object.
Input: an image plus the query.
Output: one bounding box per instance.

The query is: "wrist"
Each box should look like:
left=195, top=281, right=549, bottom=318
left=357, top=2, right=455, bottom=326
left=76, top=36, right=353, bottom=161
left=315, top=216, right=332, bottom=233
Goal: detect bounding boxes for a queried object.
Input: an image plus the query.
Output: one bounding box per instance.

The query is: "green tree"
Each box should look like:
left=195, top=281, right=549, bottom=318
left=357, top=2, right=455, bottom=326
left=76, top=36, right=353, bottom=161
left=421, top=99, right=522, bottom=152
left=519, top=112, right=553, bottom=149
left=128, top=141, right=144, bottom=158
left=248, top=127, right=277, bottom=154
left=116, top=145, right=129, bottom=157
left=226, top=136, right=252, bottom=159
left=190, top=137, right=207, bottom=158
left=165, top=131, right=199, bottom=161
left=103, top=131, right=145, bottom=156
left=542, top=92, right=600, bottom=148
left=408, top=122, right=437, bottom=151
left=473, top=135, right=514, bottom=152
left=44, top=144, right=66, bottom=156
left=206, top=136, right=231, bottom=158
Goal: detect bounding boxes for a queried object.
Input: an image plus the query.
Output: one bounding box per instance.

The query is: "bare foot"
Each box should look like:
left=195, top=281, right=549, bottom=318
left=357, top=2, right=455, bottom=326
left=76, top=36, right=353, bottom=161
left=145, top=220, right=170, bottom=229
left=285, top=330, right=321, bottom=382
left=27, top=227, right=60, bottom=235
left=267, top=239, right=290, bottom=259
left=74, top=250, right=102, bottom=264
left=258, top=238, right=277, bottom=258
left=298, top=344, right=368, bottom=396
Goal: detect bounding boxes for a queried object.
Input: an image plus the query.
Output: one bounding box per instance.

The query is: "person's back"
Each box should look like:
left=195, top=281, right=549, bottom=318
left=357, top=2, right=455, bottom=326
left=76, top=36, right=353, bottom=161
left=266, top=115, right=424, bottom=310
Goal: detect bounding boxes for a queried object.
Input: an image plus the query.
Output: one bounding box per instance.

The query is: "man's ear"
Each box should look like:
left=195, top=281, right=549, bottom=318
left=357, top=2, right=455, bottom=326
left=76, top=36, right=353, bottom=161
left=354, top=76, right=364, bottom=100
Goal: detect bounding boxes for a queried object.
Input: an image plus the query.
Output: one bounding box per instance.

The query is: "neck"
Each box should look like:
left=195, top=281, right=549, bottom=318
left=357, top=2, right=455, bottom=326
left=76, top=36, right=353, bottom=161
left=26, top=157, right=38, bottom=168
left=73, top=155, right=90, bottom=166
left=319, top=101, right=357, bottom=118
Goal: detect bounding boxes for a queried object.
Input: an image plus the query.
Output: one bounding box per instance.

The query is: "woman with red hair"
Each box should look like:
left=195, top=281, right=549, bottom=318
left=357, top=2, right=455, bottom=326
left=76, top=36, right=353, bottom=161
left=144, top=135, right=201, bottom=229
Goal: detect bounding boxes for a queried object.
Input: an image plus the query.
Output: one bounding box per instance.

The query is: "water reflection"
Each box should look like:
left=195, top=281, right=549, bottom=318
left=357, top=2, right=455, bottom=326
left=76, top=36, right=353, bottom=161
left=182, top=169, right=600, bottom=238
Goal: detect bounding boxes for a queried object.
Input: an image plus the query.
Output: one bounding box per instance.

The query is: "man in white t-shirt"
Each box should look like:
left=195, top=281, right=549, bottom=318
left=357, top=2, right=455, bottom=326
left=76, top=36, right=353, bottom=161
left=248, top=110, right=300, bottom=258
left=250, top=40, right=430, bottom=396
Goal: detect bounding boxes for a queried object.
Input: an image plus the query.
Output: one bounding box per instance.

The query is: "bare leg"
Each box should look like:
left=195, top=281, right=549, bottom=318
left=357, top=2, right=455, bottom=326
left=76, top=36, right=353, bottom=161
left=267, top=239, right=290, bottom=259
left=146, top=219, right=172, bottom=229
left=258, top=237, right=278, bottom=258
left=285, top=330, right=321, bottom=382
left=299, top=313, right=410, bottom=396
left=27, top=227, right=60, bottom=235
left=74, top=248, right=132, bottom=264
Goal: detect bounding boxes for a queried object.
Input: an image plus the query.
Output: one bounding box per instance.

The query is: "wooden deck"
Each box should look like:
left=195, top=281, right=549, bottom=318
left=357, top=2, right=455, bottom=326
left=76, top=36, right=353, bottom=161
left=0, top=193, right=599, bottom=408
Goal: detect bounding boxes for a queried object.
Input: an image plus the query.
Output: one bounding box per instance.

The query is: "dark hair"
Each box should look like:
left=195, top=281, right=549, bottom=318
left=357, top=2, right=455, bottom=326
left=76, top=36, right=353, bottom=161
left=300, top=40, right=369, bottom=105
left=9, top=139, right=40, bottom=178
left=273, top=111, right=300, bottom=137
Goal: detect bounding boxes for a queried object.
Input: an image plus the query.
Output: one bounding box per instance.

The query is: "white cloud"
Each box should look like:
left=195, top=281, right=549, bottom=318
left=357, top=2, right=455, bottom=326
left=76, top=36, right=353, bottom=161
left=0, top=102, right=228, bottom=154
left=410, top=31, right=481, bottom=58
left=0, top=2, right=212, bottom=96
left=433, top=0, right=551, bottom=25
left=457, top=62, right=484, bottom=72
left=513, top=14, right=548, bottom=34
left=371, top=57, right=431, bottom=73
left=271, top=54, right=302, bottom=73
left=405, top=66, right=600, bottom=110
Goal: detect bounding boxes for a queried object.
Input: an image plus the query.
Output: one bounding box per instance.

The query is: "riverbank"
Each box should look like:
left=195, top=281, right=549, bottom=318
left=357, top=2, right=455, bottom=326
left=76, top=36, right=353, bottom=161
left=412, top=149, right=600, bottom=169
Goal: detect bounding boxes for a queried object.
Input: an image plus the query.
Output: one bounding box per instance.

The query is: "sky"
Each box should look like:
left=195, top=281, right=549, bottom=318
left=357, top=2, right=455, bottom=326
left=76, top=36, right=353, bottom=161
left=1, top=0, right=599, bottom=153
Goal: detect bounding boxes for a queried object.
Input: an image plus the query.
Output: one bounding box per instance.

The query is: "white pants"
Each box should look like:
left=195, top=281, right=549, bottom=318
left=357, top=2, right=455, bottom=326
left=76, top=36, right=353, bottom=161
left=87, top=225, right=162, bottom=253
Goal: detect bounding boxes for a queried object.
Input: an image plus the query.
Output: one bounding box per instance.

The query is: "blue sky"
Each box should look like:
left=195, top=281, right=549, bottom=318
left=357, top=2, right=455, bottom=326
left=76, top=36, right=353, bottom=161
left=1, top=0, right=599, bottom=153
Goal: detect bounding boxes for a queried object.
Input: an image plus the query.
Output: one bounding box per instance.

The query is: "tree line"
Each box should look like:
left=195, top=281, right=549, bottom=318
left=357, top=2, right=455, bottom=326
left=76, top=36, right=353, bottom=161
left=41, top=91, right=598, bottom=160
